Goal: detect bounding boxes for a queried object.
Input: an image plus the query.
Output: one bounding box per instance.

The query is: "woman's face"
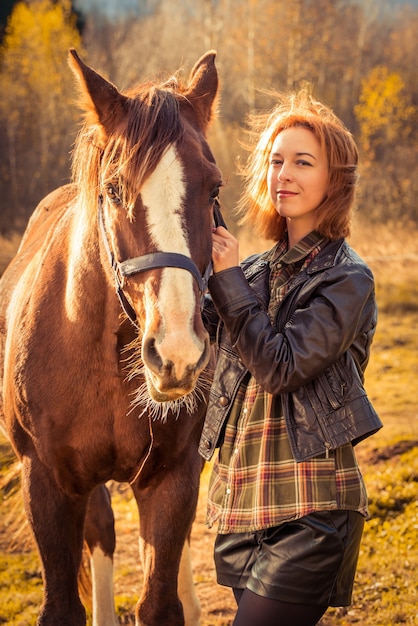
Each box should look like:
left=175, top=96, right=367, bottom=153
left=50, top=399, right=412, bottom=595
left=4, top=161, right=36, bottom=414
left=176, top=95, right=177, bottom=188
left=267, top=126, right=329, bottom=239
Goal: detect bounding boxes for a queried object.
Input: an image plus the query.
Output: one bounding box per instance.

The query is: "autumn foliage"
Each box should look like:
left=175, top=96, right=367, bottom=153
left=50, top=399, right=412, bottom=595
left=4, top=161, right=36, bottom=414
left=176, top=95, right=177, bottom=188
left=0, top=0, right=418, bottom=231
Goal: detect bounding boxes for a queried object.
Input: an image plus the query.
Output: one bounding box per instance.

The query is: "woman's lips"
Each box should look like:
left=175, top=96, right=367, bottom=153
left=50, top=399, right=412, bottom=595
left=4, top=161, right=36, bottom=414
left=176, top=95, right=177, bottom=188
left=277, top=190, right=298, bottom=198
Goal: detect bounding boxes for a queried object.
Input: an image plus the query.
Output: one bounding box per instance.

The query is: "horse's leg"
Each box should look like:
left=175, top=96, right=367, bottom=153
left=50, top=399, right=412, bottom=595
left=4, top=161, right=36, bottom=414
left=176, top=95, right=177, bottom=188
left=84, top=484, right=119, bottom=626
left=178, top=537, right=201, bottom=626
left=132, top=454, right=201, bottom=626
left=178, top=457, right=205, bottom=625
left=21, top=454, right=87, bottom=626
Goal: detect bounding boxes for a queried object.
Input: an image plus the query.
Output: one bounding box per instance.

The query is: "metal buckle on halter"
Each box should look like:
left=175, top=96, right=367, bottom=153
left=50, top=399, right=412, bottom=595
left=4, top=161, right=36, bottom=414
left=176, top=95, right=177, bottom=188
left=114, top=261, right=125, bottom=290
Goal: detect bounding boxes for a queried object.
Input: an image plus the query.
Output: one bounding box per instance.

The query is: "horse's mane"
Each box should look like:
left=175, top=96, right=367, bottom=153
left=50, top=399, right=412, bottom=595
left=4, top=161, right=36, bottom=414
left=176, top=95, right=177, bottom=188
left=71, top=79, right=187, bottom=219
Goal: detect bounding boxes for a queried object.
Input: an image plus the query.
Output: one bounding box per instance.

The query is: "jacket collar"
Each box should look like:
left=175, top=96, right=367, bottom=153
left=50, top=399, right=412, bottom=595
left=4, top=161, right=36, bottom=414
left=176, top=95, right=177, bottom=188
left=306, top=238, right=345, bottom=274
left=268, top=230, right=326, bottom=268
left=244, top=237, right=345, bottom=281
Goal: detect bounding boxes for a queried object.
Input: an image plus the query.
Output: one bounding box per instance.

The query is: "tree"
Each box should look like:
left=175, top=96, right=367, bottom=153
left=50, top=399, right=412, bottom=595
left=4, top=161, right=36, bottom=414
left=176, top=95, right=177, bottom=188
left=355, top=65, right=416, bottom=158
left=355, top=66, right=418, bottom=224
left=0, top=0, right=83, bottom=232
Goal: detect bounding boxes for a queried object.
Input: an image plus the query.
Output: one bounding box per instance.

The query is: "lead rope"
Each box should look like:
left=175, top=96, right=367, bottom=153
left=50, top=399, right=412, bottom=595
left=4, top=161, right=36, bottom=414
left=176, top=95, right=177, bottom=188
left=129, top=414, right=154, bottom=485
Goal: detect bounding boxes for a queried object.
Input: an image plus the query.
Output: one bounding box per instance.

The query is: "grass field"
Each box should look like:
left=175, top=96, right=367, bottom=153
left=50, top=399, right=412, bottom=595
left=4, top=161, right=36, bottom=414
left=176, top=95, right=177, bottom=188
left=0, top=222, right=417, bottom=625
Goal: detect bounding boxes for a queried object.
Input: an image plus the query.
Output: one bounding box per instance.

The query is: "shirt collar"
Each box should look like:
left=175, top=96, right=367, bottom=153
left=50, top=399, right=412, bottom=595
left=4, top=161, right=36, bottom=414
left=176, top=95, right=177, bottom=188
left=267, top=230, right=326, bottom=267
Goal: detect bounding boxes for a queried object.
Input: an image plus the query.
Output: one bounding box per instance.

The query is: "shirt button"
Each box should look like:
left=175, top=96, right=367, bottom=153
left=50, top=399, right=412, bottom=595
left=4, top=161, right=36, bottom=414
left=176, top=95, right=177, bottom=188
left=219, top=396, right=229, bottom=407
left=226, top=488, right=231, bottom=494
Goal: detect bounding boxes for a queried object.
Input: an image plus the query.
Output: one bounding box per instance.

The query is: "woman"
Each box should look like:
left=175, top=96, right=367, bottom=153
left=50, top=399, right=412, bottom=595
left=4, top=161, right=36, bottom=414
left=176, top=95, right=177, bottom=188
left=199, top=89, right=382, bottom=626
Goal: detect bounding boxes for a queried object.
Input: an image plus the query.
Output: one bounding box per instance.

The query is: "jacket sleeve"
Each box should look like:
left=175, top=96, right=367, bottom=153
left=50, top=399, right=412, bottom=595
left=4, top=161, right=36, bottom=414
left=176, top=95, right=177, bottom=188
left=207, top=262, right=376, bottom=394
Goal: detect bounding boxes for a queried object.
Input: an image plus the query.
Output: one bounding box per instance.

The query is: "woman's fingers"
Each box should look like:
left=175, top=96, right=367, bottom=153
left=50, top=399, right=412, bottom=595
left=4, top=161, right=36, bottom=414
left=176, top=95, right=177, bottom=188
left=212, top=227, right=240, bottom=272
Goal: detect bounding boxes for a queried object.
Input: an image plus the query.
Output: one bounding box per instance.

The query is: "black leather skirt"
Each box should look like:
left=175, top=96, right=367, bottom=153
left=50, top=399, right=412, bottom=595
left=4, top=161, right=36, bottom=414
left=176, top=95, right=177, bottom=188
left=214, top=509, right=364, bottom=607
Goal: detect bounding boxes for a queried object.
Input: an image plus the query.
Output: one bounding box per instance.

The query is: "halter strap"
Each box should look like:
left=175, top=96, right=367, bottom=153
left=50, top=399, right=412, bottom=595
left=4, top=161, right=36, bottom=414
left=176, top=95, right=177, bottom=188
left=98, top=195, right=222, bottom=325
left=119, top=252, right=206, bottom=292
left=98, top=195, right=138, bottom=324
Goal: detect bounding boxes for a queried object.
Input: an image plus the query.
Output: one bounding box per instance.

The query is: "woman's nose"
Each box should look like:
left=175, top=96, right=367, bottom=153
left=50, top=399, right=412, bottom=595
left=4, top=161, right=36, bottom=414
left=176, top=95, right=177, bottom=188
left=278, top=164, right=292, bottom=182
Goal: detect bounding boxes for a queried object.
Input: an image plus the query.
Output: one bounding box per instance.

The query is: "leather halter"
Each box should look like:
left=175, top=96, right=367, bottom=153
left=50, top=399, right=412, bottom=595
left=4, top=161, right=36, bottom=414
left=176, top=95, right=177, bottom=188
left=98, top=194, right=226, bottom=325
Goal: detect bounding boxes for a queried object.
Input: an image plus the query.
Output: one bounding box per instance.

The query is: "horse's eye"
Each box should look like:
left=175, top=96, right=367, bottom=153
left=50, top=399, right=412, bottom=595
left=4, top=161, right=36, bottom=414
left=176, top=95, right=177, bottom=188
left=210, top=185, right=222, bottom=203
left=106, top=183, right=122, bottom=205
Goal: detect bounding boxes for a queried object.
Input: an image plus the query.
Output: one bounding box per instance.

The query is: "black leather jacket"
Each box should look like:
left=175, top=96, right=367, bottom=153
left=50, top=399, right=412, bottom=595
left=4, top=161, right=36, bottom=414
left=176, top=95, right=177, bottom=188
left=199, top=238, right=382, bottom=462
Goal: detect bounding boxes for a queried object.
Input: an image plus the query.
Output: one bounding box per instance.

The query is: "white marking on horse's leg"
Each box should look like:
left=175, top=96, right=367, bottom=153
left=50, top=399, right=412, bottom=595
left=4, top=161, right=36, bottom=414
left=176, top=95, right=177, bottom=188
left=90, top=546, right=120, bottom=626
left=141, top=146, right=205, bottom=380
left=178, top=541, right=201, bottom=626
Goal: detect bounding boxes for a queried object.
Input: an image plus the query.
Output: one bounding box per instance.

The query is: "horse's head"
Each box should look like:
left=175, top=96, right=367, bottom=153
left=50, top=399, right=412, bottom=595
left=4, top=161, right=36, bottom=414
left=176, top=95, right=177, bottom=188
left=69, top=50, right=222, bottom=408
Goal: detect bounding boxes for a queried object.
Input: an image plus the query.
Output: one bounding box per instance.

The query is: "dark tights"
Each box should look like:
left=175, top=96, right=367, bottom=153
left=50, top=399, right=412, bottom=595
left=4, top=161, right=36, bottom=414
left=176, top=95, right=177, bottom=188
left=232, top=588, right=328, bottom=626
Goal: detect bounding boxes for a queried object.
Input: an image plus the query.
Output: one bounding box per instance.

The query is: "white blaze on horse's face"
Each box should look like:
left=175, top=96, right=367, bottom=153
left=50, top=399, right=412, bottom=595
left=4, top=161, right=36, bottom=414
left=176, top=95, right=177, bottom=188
left=140, top=145, right=208, bottom=399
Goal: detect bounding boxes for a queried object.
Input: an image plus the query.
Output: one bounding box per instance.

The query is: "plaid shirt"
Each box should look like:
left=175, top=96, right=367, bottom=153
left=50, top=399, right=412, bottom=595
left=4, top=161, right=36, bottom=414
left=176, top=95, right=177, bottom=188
left=207, top=232, right=368, bottom=534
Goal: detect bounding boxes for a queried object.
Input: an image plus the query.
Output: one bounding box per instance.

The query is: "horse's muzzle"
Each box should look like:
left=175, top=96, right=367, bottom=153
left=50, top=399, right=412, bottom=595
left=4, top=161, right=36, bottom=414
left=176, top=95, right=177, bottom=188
left=143, top=333, right=211, bottom=401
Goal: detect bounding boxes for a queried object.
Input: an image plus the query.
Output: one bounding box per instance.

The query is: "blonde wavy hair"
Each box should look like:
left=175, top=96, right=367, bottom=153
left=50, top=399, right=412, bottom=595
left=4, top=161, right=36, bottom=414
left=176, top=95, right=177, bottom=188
left=236, top=88, right=359, bottom=241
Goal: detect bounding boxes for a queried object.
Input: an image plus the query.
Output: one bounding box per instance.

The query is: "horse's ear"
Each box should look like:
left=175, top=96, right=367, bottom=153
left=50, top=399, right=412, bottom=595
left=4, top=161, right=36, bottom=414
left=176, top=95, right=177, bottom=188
left=184, top=50, right=219, bottom=134
left=68, top=49, right=127, bottom=140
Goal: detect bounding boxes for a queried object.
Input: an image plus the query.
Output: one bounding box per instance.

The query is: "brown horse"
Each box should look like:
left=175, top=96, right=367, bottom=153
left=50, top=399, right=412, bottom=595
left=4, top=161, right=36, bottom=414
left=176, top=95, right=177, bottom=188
left=0, top=50, right=222, bottom=625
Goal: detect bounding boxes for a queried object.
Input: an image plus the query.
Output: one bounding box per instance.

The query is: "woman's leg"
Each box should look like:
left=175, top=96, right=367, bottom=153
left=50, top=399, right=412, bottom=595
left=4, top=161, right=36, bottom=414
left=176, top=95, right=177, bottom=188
left=232, top=588, right=327, bottom=626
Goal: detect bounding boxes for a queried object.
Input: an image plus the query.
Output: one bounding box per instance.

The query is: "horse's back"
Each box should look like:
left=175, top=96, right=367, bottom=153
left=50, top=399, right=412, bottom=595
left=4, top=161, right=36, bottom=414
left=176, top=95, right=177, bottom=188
left=15, top=184, right=77, bottom=263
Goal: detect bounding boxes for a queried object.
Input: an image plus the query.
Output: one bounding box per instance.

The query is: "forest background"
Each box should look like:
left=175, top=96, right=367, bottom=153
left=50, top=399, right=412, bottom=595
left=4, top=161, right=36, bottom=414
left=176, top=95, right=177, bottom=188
left=0, top=1, right=418, bottom=625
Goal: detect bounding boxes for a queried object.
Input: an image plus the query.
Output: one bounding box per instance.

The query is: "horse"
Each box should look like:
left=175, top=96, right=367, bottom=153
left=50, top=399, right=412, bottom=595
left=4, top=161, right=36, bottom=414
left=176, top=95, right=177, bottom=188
left=0, top=49, right=222, bottom=626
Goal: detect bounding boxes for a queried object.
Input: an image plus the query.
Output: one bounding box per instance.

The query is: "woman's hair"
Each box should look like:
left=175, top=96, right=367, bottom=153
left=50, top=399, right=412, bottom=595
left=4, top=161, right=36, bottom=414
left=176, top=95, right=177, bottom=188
left=236, top=88, right=359, bottom=241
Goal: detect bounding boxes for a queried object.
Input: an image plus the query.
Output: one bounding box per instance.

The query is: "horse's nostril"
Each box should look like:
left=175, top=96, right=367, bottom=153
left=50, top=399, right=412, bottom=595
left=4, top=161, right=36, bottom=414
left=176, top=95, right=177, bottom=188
left=143, top=336, right=163, bottom=372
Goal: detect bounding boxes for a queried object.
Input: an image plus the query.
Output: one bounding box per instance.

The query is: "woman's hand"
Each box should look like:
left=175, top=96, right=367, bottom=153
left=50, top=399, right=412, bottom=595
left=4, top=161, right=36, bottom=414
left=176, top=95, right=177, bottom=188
left=212, top=226, right=240, bottom=273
